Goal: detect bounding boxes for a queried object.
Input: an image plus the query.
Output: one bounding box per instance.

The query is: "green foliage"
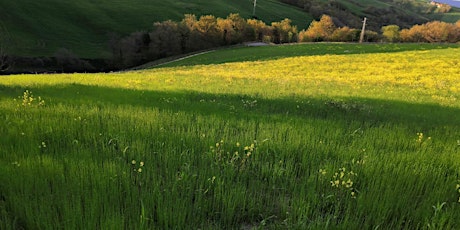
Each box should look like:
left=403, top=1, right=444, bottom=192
left=382, top=25, right=401, bottom=43
left=271, top=19, right=298, bottom=43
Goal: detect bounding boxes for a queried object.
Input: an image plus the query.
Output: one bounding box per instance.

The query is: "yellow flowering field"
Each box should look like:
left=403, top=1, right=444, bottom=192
left=0, top=44, right=460, bottom=229
left=3, top=47, right=459, bottom=106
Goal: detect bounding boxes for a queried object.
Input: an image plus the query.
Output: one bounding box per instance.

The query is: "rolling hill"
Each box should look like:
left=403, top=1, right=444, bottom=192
left=282, top=0, right=460, bottom=31
left=1, top=0, right=459, bottom=61
left=0, top=0, right=311, bottom=59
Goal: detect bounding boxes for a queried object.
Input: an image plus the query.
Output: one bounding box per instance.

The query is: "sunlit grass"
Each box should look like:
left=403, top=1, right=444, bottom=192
left=0, top=44, right=460, bottom=229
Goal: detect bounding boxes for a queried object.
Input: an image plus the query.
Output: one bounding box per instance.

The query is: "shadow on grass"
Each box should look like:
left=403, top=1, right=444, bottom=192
left=1, top=83, right=459, bottom=129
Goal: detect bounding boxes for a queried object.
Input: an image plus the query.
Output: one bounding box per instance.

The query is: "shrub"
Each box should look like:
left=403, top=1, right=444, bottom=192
left=330, top=26, right=359, bottom=42
left=299, top=15, right=336, bottom=42
left=271, top=19, right=298, bottom=43
left=54, top=48, right=94, bottom=72
left=381, top=25, right=401, bottom=42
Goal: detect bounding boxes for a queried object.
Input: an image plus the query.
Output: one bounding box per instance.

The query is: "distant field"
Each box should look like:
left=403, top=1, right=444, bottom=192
left=442, top=11, right=460, bottom=23
left=1, top=44, right=460, bottom=229
left=155, top=43, right=460, bottom=67
left=0, top=0, right=311, bottom=58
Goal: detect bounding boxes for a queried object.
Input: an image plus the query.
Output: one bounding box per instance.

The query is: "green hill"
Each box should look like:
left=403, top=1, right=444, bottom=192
left=1, top=0, right=459, bottom=61
left=282, top=0, right=460, bottom=31
left=0, top=0, right=311, bottom=58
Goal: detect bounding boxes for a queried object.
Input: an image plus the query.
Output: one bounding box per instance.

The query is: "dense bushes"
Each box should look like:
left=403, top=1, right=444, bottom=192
left=298, top=15, right=378, bottom=42
left=300, top=15, right=460, bottom=44
left=111, top=14, right=297, bottom=68
left=380, top=20, right=460, bottom=43
left=400, top=21, right=460, bottom=43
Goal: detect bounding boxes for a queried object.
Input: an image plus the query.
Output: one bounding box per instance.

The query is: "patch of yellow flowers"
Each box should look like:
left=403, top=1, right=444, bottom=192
left=131, top=159, right=144, bottom=173
left=210, top=139, right=255, bottom=170
left=319, top=157, right=365, bottom=199
left=329, top=167, right=357, bottom=198
left=15, top=90, right=45, bottom=107
left=416, top=132, right=431, bottom=145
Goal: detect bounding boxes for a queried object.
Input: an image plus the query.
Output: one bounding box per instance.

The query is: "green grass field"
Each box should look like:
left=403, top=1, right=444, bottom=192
left=1, top=43, right=460, bottom=229
left=442, top=10, right=460, bottom=23
left=0, top=0, right=311, bottom=58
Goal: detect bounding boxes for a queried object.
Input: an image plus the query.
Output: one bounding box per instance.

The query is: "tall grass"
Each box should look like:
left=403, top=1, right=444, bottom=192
left=0, top=44, right=459, bottom=229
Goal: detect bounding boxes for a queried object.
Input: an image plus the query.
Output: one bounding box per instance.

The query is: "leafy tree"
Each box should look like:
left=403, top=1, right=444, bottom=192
left=196, top=15, right=219, bottom=35
left=400, top=21, right=460, bottom=43
left=363, top=30, right=380, bottom=42
left=217, top=14, right=248, bottom=45
left=381, top=25, right=401, bottom=42
left=180, top=14, right=205, bottom=52
left=150, top=20, right=183, bottom=58
left=400, top=25, right=425, bottom=42
left=330, top=26, right=359, bottom=42
left=423, top=21, right=459, bottom=43
left=186, top=15, right=221, bottom=50
left=247, top=18, right=272, bottom=41
left=299, top=15, right=336, bottom=42
left=271, top=19, right=298, bottom=43
left=115, top=31, right=151, bottom=67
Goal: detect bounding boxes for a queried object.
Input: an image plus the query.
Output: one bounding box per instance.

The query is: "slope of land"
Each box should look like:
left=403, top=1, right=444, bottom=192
left=150, top=43, right=459, bottom=68
left=1, top=44, right=460, bottom=229
left=2, top=0, right=460, bottom=61
left=282, top=0, right=460, bottom=30
left=0, top=0, right=311, bottom=58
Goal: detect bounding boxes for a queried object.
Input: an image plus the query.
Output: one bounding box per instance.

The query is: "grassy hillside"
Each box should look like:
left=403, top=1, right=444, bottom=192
left=441, top=7, right=460, bottom=22
left=1, top=0, right=459, bottom=61
left=153, top=43, right=459, bottom=68
left=0, top=0, right=311, bottom=58
left=1, top=44, right=460, bottom=229
left=284, top=0, right=460, bottom=31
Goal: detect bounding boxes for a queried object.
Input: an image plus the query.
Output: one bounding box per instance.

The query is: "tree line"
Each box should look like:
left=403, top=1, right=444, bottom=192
left=281, top=0, right=454, bottom=31
left=300, top=15, right=460, bottom=43
left=1, top=13, right=459, bottom=73
left=109, top=14, right=298, bottom=68
left=110, top=13, right=460, bottom=69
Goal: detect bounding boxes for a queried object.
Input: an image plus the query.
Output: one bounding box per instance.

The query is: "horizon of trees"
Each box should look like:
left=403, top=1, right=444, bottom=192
left=110, top=13, right=298, bottom=68
left=2, top=13, right=459, bottom=73
left=111, top=13, right=460, bottom=69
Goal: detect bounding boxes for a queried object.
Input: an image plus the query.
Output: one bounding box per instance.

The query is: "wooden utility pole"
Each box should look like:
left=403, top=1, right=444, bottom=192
left=253, top=0, right=257, bottom=17
left=359, top=17, right=367, bottom=43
